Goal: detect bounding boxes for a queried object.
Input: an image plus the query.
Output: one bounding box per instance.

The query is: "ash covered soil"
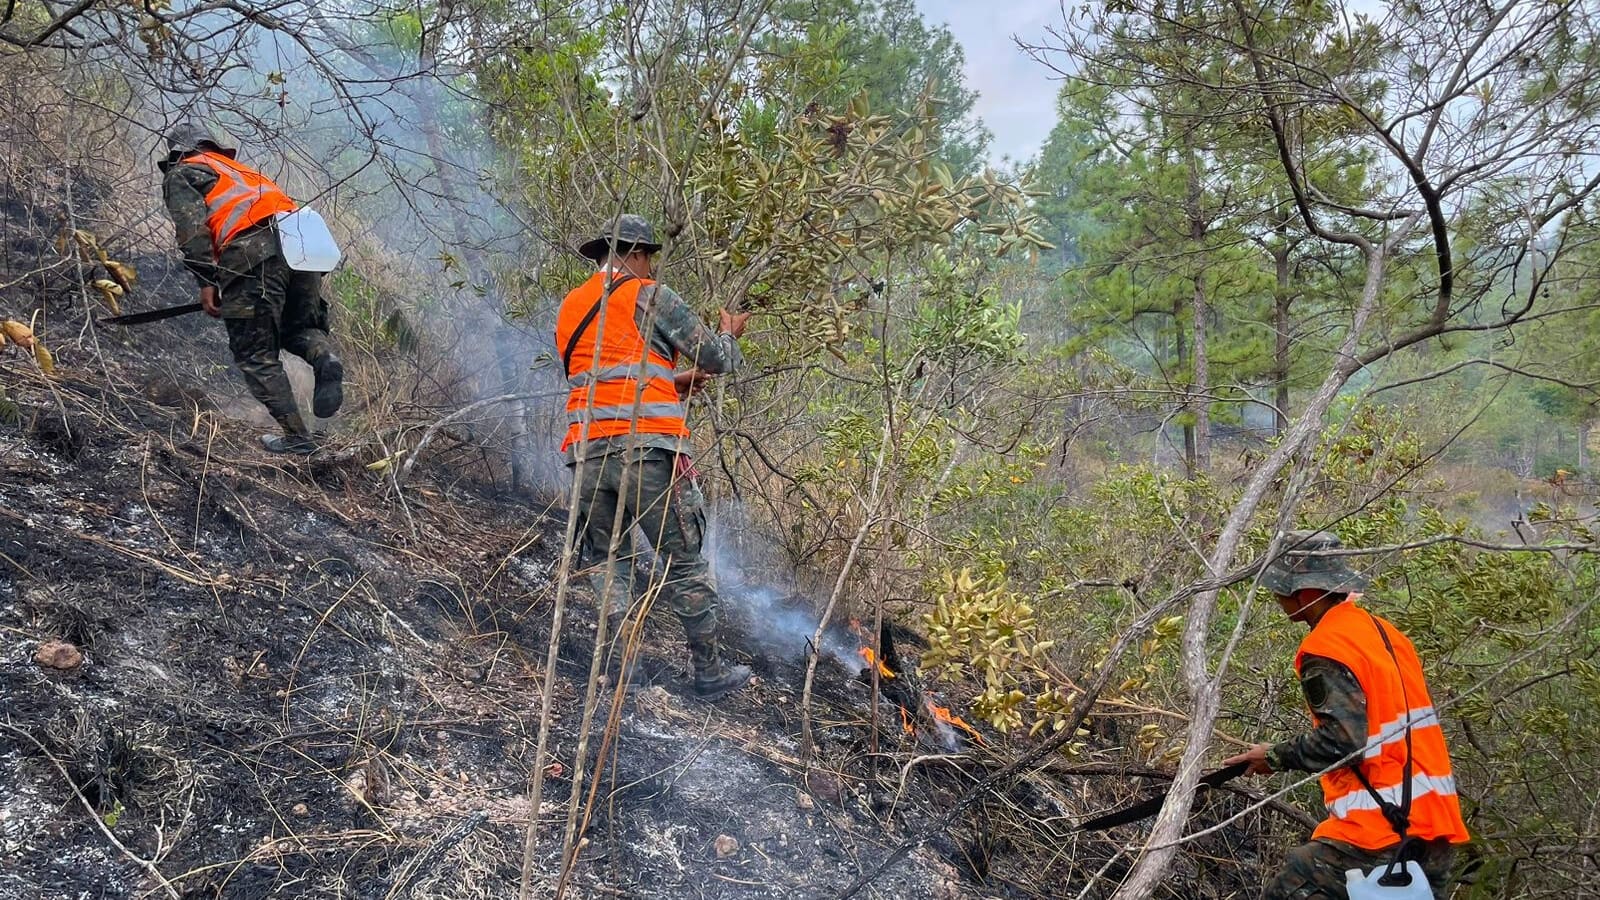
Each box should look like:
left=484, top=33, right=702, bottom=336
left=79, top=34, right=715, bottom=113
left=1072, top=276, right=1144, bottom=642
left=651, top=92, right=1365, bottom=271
left=0, top=301, right=994, bottom=899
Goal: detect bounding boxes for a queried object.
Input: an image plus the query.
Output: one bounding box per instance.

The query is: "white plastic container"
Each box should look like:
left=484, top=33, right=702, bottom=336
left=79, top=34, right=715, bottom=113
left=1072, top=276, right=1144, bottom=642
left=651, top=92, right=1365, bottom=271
left=1345, top=861, right=1434, bottom=900
left=275, top=208, right=342, bottom=272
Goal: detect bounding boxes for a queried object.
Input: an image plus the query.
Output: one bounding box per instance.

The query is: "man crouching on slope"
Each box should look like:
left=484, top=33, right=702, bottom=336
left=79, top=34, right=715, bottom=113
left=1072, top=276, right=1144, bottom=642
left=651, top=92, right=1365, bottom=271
left=1225, top=530, right=1470, bottom=899
left=556, top=214, right=751, bottom=700
left=160, top=122, right=343, bottom=454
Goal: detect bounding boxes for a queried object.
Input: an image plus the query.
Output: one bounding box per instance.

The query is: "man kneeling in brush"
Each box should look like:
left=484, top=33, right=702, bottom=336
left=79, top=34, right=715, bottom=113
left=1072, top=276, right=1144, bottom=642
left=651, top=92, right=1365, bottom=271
left=555, top=214, right=751, bottom=700
left=1225, top=531, right=1469, bottom=898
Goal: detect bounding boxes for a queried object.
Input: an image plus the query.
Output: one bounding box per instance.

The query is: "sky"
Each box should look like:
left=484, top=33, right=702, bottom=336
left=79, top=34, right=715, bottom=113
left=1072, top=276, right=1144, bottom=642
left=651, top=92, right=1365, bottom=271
left=914, top=0, right=1066, bottom=165
left=915, top=0, right=1393, bottom=166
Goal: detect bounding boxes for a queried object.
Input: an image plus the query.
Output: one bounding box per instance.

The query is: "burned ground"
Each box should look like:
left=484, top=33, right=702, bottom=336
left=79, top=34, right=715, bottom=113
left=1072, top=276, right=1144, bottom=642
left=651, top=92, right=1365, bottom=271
left=0, top=275, right=985, bottom=899
left=0, top=263, right=1288, bottom=900
left=0, top=337, right=1298, bottom=900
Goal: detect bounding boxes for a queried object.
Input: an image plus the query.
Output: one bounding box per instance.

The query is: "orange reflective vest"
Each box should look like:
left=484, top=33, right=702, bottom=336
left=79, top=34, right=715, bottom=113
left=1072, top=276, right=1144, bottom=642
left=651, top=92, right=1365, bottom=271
left=1295, top=599, right=1470, bottom=850
left=181, top=151, right=298, bottom=256
left=556, top=272, right=688, bottom=452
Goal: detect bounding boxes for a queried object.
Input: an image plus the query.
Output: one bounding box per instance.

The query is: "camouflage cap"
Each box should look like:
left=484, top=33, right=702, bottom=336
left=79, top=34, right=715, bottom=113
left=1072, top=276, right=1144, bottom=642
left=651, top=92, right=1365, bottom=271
left=1260, top=529, right=1369, bottom=596
left=163, top=121, right=237, bottom=160
left=579, top=214, right=662, bottom=261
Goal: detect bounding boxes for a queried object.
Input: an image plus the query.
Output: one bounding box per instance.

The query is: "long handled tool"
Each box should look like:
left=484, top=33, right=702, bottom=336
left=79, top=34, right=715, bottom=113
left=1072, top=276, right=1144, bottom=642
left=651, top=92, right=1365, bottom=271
left=1076, top=761, right=1251, bottom=831
left=98, top=302, right=203, bottom=326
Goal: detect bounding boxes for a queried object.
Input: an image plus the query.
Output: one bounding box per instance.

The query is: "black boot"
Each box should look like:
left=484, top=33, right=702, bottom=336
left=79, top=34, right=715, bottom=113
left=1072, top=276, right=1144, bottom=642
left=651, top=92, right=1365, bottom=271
left=262, top=413, right=318, bottom=455
left=312, top=354, right=344, bottom=419
left=693, top=659, right=752, bottom=700
left=261, top=432, right=318, bottom=455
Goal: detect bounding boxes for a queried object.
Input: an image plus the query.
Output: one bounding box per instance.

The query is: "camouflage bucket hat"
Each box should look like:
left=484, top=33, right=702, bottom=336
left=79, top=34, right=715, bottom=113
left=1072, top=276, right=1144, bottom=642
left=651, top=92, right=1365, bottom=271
left=579, top=213, right=662, bottom=261
left=161, top=122, right=237, bottom=171
left=1260, top=529, right=1369, bottom=596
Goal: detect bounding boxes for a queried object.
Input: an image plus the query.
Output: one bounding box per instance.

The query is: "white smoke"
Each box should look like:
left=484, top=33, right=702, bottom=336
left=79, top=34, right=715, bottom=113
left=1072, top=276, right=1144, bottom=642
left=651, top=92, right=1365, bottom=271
left=702, top=501, right=861, bottom=667
left=162, top=10, right=573, bottom=494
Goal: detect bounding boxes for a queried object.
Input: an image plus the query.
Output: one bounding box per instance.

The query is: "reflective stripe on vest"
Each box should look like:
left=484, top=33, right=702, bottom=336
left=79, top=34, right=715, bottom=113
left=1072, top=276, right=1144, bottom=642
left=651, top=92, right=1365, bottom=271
left=567, top=361, right=679, bottom=389
left=182, top=151, right=298, bottom=254
left=555, top=273, right=689, bottom=452
left=1362, top=706, right=1440, bottom=759
left=1295, top=599, right=1471, bottom=850
left=567, top=401, right=687, bottom=424
left=1328, top=773, right=1459, bottom=819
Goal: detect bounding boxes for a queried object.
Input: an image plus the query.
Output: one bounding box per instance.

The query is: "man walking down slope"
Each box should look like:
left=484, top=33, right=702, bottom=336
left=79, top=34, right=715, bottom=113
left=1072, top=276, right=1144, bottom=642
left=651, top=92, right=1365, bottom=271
left=556, top=214, right=751, bottom=700
left=160, top=122, right=344, bottom=454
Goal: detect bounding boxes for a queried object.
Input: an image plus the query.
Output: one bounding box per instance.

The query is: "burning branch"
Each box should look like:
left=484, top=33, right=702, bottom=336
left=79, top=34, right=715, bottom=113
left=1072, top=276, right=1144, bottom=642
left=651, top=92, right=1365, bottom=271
left=849, top=618, right=987, bottom=750
left=858, top=646, right=894, bottom=680
left=925, top=697, right=986, bottom=747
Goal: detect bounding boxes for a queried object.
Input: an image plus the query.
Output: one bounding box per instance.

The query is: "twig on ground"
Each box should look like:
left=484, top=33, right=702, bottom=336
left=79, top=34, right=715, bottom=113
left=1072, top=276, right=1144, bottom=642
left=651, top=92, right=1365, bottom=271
left=396, top=393, right=547, bottom=485
left=0, top=722, right=182, bottom=900
left=384, top=809, right=490, bottom=899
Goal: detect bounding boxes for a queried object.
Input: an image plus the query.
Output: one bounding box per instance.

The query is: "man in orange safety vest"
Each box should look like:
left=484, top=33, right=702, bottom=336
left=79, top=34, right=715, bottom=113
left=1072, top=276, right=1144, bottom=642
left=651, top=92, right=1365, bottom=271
left=160, top=122, right=343, bottom=454
left=556, top=214, right=751, bottom=699
left=1226, top=530, right=1470, bottom=898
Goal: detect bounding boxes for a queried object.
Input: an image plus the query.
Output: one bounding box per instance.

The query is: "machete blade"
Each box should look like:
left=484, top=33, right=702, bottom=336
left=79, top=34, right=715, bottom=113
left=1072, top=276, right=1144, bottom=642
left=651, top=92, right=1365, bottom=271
left=99, top=302, right=204, bottom=326
left=1076, top=761, right=1251, bottom=832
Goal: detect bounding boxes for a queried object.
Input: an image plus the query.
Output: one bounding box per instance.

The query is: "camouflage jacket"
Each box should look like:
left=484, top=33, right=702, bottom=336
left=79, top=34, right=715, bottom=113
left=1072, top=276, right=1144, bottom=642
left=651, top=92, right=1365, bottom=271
left=161, top=161, right=282, bottom=297
left=568, top=276, right=742, bottom=463
left=1266, top=654, right=1368, bottom=774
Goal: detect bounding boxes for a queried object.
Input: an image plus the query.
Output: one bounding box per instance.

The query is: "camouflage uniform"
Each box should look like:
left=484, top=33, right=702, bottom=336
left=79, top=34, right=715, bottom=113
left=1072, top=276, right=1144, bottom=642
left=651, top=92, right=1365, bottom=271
left=1263, top=656, right=1458, bottom=899
left=160, top=130, right=339, bottom=440
left=1266, top=655, right=1369, bottom=776
left=1264, top=836, right=1456, bottom=899
left=1257, top=531, right=1458, bottom=899
left=575, top=449, right=720, bottom=670
left=570, top=278, right=742, bottom=675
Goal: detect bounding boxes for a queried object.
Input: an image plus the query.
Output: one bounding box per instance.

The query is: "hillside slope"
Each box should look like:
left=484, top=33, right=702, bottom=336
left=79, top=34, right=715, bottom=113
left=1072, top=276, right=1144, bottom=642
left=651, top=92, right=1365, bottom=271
left=0, top=157, right=1278, bottom=900
left=0, top=287, right=1003, bottom=899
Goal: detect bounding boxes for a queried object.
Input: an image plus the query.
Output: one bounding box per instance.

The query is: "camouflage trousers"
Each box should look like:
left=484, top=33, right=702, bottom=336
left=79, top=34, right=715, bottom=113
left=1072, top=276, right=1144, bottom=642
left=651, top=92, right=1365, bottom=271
left=1263, top=838, right=1457, bottom=900
left=571, top=448, right=721, bottom=673
left=220, top=253, right=334, bottom=435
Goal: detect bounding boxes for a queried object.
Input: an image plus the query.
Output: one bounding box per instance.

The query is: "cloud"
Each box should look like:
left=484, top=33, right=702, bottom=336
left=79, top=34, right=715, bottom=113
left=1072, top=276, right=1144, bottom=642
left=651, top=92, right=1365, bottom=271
left=916, top=0, right=1064, bottom=163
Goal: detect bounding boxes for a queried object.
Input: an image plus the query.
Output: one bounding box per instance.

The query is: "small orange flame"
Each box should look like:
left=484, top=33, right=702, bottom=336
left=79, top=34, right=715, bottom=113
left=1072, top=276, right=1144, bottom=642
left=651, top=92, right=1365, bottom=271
left=899, top=704, right=914, bottom=735
left=858, top=646, right=894, bottom=679
left=926, top=696, right=986, bottom=746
